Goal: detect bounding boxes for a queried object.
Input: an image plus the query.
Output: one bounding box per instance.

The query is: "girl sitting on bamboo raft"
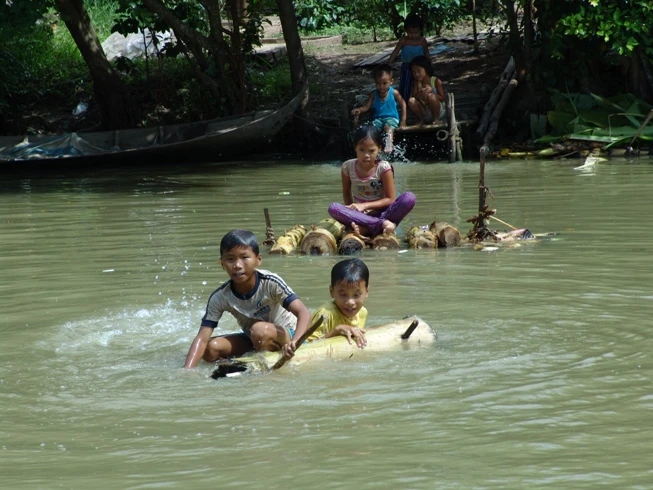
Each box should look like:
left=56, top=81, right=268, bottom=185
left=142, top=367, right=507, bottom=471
left=328, top=125, right=416, bottom=237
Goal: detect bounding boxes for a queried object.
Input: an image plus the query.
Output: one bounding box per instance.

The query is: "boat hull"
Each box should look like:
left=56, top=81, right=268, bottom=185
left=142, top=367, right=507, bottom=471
left=0, top=83, right=307, bottom=168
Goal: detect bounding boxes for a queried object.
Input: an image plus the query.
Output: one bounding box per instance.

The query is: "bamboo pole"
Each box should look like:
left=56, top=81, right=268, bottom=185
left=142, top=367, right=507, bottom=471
left=262, top=208, right=275, bottom=246
left=271, top=315, right=324, bottom=370
left=489, top=215, right=518, bottom=230
left=475, top=57, right=515, bottom=141
left=269, top=225, right=307, bottom=254
left=482, top=78, right=519, bottom=148
left=628, top=108, right=653, bottom=148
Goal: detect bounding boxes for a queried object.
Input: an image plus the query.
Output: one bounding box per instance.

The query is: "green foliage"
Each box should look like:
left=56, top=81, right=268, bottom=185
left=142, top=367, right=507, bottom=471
left=248, top=60, right=292, bottom=105
left=293, top=0, right=467, bottom=38
left=300, top=24, right=396, bottom=44
left=555, top=0, right=653, bottom=56
left=294, top=0, right=346, bottom=31
left=412, top=0, right=465, bottom=36
left=543, top=90, right=653, bottom=148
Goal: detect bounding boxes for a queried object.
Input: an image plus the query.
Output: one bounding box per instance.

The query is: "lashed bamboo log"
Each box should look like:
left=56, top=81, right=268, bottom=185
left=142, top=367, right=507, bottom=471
left=299, top=218, right=345, bottom=255
left=430, top=221, right=462, bottom=247
left=269, top=225, right=307, bottom=254
left=338, top=232, right=367, bottom=255
left=371, top=233, right=400, bottom=250
left=406, top=226, right=437, bottom=249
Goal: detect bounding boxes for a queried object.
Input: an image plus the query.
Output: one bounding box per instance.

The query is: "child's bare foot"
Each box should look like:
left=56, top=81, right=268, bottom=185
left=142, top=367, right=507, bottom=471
left=350, top=222, right=372, bottom=243
left=382, top=220, right=396, bottom=235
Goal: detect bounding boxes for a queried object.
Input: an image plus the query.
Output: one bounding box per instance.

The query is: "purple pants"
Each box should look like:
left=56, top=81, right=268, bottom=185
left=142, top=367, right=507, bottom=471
left=328, top=192, right=416, bottom=236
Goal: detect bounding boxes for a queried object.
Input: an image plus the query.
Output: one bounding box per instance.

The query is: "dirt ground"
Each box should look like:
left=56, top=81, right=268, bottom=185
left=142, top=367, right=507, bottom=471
left=304, top=34, right=510, bottom=125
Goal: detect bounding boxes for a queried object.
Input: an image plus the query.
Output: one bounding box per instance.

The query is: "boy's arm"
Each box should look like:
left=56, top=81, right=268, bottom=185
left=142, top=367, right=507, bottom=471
left=184, top=325, right=214, bottom=368
left=395, top=89, right=407, bottom=128
left=281, top=298, right=312, bottom=359
left=351, top=92, right=374, bottom=116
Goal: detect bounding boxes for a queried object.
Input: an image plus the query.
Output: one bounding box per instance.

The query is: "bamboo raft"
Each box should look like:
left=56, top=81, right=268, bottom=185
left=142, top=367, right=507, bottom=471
left=263, top=207, right=543, bottom=255
left=212, top=316, right=436, bottom=378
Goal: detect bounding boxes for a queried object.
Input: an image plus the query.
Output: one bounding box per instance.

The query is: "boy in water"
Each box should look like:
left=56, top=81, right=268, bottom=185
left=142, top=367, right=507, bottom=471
left=351, top=64, right=407, bottom=153
left=307, top=258, right=369, bottom=348
left=184, top=229, right=312, bottom=368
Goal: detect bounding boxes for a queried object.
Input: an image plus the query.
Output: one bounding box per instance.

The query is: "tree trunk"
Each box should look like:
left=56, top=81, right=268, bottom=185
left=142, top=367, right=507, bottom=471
left=275, top=0, right=307, bottom=94
left=141, top=0, right=242, bottom=114
left=227, top=0, right=247, bottom=112
left=275, top=0, right=310, bottom=128
left=501, top=0, right=526, bottom=82
left=53, top=0, right=138, bottom=130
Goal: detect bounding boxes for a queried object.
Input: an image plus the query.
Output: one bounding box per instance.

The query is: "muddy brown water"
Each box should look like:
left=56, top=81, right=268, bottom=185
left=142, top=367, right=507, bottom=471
left=2, top=156, right=652, bottom=489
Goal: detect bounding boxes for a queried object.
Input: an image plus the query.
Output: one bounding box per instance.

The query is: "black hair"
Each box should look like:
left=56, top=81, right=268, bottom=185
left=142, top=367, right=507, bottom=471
left=409, top=55, right=434, bottom=76
left=331, top=258, right=370, bottom=288
left=352, top=125, right=383, bottom=149
left=404, top=14, right=424, bottom=33
left=373, top=63, right=393, bottom=80
left=220, top=229, right=259, bottom=256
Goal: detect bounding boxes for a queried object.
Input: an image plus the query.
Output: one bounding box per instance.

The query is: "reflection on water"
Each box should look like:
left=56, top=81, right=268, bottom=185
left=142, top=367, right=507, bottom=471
left=1, top=158, right=653, bottom=489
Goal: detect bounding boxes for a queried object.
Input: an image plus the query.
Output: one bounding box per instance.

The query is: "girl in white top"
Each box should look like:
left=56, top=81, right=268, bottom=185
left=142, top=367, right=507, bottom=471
left=328, top=126, right=416, bottom=237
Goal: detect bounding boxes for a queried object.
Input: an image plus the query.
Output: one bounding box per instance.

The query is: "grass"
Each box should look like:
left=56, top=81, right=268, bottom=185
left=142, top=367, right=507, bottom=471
left=300, top=25, right=396, bottom=44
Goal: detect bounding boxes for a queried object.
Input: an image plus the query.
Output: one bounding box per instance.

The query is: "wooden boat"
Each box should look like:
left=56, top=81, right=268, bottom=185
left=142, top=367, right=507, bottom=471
left=211, top=315, right=436, bottom=379
left=0, top=83, right=307, bottom=168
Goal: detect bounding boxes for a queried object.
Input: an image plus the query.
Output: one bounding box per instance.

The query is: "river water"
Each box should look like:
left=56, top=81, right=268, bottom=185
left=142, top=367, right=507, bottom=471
left=1, top=156, right=652, bottom=489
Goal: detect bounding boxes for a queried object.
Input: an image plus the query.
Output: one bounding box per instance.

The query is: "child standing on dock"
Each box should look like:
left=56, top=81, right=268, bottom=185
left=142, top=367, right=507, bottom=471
left=183, top=229, right=312, bottom=368
left=388, top=14, right=430, bottom=104
left=408, top=55, right=446, bottom=125
left=351, top=64, right=407, bottom=153
left=307, top=258, right=369, bottom=348
left=328, top=125, right=416, bottom=237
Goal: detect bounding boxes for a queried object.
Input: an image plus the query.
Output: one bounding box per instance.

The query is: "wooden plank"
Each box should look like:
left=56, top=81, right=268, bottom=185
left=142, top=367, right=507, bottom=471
left=395, top=118, right=477, bottom=134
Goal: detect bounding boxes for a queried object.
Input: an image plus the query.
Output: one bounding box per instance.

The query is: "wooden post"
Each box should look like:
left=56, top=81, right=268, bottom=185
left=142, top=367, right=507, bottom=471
left=478, top=146, right=487, bottom=214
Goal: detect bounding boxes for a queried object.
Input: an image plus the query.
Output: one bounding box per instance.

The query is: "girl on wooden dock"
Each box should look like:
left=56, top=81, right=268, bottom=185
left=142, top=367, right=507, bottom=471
left=328, top=125, right=416, bottom=237
left=408, top=55, right=446, bottom=125
left=388, top=14, right=430, bottom=104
